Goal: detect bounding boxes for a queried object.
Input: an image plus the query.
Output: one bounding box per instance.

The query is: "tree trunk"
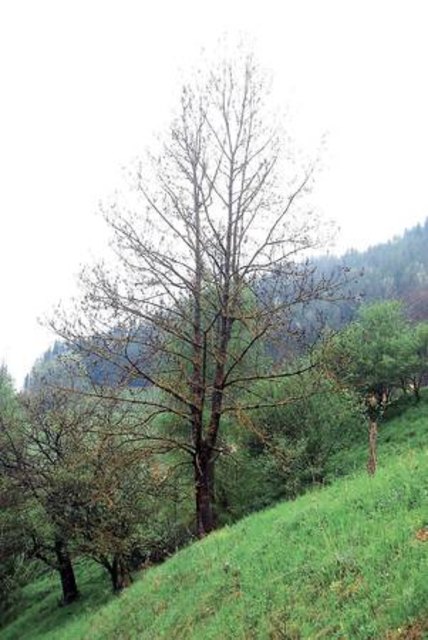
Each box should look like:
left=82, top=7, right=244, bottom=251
left=194, top=445, right=216, bottom=537
left=54, top=539, right=79, bottom=605
left=111, top=554, right=132, bottom=592
left=367, top=419, right=378, bottom=476
left=413, top=379, right=421, bottom=403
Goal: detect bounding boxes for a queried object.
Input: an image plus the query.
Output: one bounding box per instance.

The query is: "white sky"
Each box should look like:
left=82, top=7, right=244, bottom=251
left=1, top=0, right=428, bottom=387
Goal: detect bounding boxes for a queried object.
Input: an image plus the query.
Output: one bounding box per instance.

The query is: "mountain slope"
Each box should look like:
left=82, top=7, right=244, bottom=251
left=3, top=400, right=428, bottom=640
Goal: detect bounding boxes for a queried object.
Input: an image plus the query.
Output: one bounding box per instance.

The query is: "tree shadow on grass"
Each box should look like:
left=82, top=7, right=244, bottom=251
left=1, top=561, right=119, bottom=640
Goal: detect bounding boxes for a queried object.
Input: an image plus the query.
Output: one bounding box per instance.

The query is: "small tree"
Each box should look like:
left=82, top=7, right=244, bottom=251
left=54, top=53, right=348, bottom=536
left=325, top=300, right=417, bottom=474
left=0, top=386, right=85, bottom=605
left=61, top=432, right=163, bottom=593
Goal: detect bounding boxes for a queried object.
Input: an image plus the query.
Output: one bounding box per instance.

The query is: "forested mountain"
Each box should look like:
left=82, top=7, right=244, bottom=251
left=23, top=341, right=67, bottom=390
left=315, top=217, right=428, bottom=321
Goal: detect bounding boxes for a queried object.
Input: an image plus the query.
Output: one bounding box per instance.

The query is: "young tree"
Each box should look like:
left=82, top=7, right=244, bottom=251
left=325, top=300, right=417, bottom=474
left=53, top=53, right=347, bottom=537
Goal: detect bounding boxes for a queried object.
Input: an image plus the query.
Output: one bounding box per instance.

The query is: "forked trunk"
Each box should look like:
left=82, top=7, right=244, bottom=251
left=54, top=539, right=79, bottom=605
left=367, top=419, right=378, bottom=475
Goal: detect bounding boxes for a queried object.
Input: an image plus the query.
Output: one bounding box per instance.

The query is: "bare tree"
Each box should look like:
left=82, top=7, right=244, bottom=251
left=53, top=54, right=346, bottom=537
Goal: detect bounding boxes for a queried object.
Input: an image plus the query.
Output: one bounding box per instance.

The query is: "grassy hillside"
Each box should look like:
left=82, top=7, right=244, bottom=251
left=2, top=399, right=428, bottom=640
left=326, top=395, right=428, bottom=478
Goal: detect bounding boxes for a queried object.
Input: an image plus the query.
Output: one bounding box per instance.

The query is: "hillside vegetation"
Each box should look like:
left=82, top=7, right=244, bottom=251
left=3, top=396, right=427, bottom=640
left=2, top=53, right=427, bottom=639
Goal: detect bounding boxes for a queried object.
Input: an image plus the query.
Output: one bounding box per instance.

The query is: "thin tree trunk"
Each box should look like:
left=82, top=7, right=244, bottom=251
left=102, top=554, right=132, bottom=592
left=367, top=419, right=378, bottom=476
left=54, top=539, right=79, bottom=605
left=413, top=379, right=421, bottom=403
left=110, top=554, right=132, bottom=592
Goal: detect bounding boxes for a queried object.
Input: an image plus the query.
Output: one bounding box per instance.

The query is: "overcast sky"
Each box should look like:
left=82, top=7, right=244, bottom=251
left=1, top=0, right=428, bottom=387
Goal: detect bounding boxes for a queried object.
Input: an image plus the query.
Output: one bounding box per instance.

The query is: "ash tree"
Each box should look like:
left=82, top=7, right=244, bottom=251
left=54, top=53, right=347, bottom=537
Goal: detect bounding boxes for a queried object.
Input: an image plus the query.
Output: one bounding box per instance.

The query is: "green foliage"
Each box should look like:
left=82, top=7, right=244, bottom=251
left=0, top=477, right=35, bottom=614
left=326, top=300, right=417, bottom=395
left=410, top=321, right=428, bottom=398
left=327, top=388, right=428, bottom=477
left=2, top=399, right=427, bottom=639
left=0, top=384, right=185, bottom=597
left=215, top=373, right=364, bottom=523
left=0, top=364, right=16, bottom=404
left=0, top=365, right=30, bottom=611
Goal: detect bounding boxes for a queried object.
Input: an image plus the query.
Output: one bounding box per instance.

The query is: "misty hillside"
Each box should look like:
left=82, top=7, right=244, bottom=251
left=316, top=218, right=428, bottom=321
left=24, top=218, right=428, bottom=390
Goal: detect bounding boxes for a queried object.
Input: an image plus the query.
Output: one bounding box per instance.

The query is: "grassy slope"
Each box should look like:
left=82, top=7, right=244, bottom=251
left=2, top=400, right=428, bottom=640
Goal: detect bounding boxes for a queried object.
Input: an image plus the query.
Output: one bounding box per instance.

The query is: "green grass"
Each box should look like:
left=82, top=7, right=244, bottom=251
left=327, top=392, right=428, bottom=478
left=2, top=397, right=428, bottom=639
left=0, top=562, right=113, bottom=639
